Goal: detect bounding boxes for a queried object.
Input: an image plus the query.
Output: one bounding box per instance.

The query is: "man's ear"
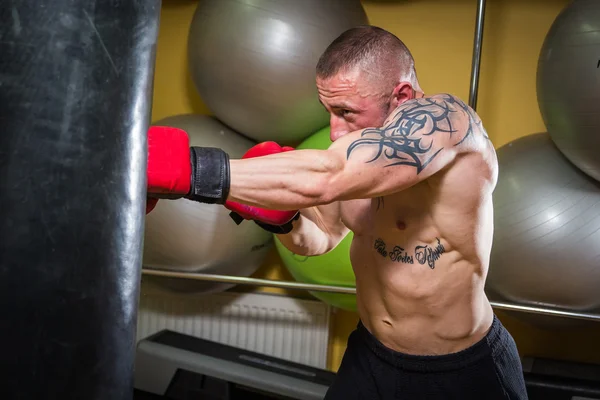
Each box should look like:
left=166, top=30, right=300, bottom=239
left=390, top=82, right=415, bottom=108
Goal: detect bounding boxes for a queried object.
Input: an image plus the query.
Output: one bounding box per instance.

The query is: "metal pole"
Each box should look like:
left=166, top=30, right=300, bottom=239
left=142, top=268, right=357, bottom=294
left=469, top=0, right=486, bottom=110
left=141, top=268, right=600, bottom=322
left=490, top=301, right=600, bottom=322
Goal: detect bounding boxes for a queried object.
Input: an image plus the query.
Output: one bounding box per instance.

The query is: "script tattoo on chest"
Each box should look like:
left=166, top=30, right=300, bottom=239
left=415, top=238, right=446, bottom=269
left=346, top=94, right=489, bottom=174
left=374, top=238, right=446, bottom=269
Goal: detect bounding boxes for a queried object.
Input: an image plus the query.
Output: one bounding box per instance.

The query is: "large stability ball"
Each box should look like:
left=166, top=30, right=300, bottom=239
left=144, top=114, right=273, bottom=292
left=275, top=126, right=357, bottom=311
left=537, top=0, right=600, bottom=181
left=187, top=0, right=369, bottom=144
left=486, top=133, right=600, bottom=325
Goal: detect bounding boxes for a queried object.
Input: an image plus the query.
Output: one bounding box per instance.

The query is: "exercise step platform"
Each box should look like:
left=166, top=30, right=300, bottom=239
left=523, top=356, right=600, bottom=400
left=133, top=330, right=336, bottom=400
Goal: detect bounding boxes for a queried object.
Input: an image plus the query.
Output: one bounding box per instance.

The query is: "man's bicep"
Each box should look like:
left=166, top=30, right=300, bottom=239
left=345, top=125, right=446, bottom=174
left=328, top=95, right=477, bottom=200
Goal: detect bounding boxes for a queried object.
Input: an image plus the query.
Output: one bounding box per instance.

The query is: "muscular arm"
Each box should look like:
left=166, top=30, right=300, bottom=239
left=228, top=94, right=487, bottom=211
left=277, top=202, right=350, bottom=256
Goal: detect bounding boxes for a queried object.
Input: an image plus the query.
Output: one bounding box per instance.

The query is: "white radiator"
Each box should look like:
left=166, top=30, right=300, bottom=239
left=136, top=279, right=332, bottom=369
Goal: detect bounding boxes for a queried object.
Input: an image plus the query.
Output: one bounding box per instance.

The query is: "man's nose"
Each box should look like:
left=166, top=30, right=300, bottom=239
left=329, top=116, right=349, bottom=141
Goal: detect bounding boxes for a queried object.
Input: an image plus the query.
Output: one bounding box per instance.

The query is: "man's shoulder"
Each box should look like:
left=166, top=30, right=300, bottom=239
left=384, top=92, right=489, bottom=145
left=422, top=93, right=476, bottom=116
left=388, top=93, right=478, bottom=122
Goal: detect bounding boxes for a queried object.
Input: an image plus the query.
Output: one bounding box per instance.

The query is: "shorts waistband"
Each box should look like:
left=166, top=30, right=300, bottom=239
left=355, top=315, right=505, bottom=373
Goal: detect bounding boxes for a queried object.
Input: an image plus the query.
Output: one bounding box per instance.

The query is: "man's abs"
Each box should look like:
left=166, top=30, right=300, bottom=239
left=350, top=232, right=493, bottom=356
left=340, top=158, right=496, bottom=356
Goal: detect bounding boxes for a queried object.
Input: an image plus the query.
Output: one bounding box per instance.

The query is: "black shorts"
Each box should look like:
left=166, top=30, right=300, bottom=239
left=325, top=315, right=528, bottom=400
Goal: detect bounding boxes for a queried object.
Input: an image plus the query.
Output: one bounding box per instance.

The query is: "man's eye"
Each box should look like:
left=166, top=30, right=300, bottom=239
left=340, top=109, right=351, bottom=116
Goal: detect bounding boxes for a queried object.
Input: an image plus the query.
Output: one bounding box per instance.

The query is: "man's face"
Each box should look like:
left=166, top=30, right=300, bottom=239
left=317, top=68, right=392, bottom=142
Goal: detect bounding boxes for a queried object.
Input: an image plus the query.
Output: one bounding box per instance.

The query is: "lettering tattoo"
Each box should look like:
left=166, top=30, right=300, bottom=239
left=374, top=237, right=446, bottom=269
left=389, top=245, right=414, bottom=264
left=346, top=94, right=488, bottom=173
left=374, top=238, right=388, bottom=257
left=415, top=238, right=446, bottom=269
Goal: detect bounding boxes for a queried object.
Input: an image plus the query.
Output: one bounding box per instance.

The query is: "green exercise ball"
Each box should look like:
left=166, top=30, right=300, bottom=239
left=274, top=126, right=357, bottom=311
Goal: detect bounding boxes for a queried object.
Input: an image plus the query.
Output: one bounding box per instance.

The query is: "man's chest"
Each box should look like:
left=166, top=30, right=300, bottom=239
left=340, top=184, right=434, bottom=236
left=340, top=198, right=373, bottom=234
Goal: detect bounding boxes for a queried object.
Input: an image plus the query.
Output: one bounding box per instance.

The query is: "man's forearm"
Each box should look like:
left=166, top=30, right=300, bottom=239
left=277, top=205, right=349, bottom=257
left=277, top=213, right=331, bottom=256
left=228, top=150, right=342, bottom=210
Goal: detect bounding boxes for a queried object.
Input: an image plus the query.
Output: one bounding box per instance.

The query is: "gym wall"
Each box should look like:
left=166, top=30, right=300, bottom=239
left=150, top=0, right=600, bottom=372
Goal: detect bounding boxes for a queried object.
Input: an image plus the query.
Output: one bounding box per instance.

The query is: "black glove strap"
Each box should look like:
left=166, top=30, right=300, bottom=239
left=254, top=212, right=300, bottom=235
left=187, top=147, right=230, bottom=204
left=229, top=211, right=244, bottom=225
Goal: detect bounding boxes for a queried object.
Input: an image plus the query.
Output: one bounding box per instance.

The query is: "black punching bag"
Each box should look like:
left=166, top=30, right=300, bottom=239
left=0, top=1, right=161, bottom=399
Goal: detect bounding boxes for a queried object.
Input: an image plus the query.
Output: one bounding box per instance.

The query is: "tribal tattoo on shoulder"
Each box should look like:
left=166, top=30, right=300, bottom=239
left=374, top=237, right=446, bottom=269
left=347, top=94, right=489, bottom=174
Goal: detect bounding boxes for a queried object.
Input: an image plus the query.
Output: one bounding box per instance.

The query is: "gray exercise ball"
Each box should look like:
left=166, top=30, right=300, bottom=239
left=187, top=0, right=369, bottom=144
left=485, top=133, right=600, bottom=327
left=143, top=114, right=273, bottom=293
left=537, top=0, right=600, bottom=182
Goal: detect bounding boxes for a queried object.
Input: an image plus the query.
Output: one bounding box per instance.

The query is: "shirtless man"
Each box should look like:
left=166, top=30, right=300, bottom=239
left=147, top=26, right=528, bottom=400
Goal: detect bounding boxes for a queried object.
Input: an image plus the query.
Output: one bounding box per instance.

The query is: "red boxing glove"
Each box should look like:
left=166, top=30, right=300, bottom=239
left=240, top=141, right=295, bottom=159
left=146, top=126, right=192, bottom=214
left=147, top=126, right=192, bottom=196
left=146, top=125, right=232, bottom=214
left=225, top=142, right=299, bottom=234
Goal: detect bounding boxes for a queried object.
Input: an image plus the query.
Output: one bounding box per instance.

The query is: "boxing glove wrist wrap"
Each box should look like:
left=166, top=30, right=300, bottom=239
left=253, top=212, right=300, bottom=235
left=187, top=147, right=230, bottom=204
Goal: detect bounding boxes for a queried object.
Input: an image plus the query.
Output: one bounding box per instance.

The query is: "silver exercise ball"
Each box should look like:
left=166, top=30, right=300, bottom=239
left=143, top=114, right=273, bottom=293
left=486, top=133, right=600, bottom=327
left=187, top=0, right=369, bottom=144
left=537, top=0, right=600, bottom=182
